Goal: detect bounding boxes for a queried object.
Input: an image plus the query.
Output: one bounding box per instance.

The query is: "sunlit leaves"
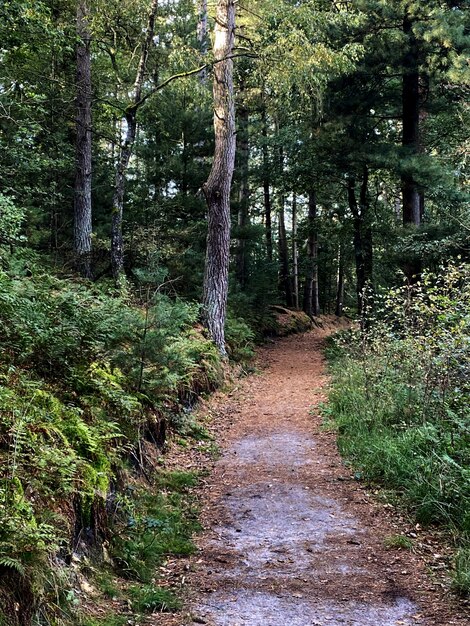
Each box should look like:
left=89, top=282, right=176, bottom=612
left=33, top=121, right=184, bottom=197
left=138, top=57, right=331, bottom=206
left=255, top=1, right=365, bottom=110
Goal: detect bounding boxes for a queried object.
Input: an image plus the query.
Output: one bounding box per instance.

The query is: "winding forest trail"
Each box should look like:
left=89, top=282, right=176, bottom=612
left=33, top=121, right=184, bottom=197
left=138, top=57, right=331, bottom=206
left=181, top=327, right=468, bottom=626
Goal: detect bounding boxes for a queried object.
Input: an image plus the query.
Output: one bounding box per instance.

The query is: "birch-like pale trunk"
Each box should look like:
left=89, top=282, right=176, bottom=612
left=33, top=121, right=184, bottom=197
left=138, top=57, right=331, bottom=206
left=74, top=0, right=93, bottom=278
left=202, top=0, right=236, bottom=354
left=111, top=0, right=159, bottom=281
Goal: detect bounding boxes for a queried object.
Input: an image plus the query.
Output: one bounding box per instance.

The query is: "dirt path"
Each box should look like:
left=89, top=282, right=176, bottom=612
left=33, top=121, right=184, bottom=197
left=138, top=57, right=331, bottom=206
left=183, top=329, right=468, bottom=626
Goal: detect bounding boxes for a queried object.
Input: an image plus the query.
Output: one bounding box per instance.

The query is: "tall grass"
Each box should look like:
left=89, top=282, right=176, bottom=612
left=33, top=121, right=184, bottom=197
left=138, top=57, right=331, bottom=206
left=326, top=264, right=470, bottom=594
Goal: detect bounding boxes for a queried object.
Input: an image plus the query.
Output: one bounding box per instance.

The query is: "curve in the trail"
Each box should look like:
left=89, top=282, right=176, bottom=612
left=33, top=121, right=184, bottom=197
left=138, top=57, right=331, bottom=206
left=190, top=329, right=465, bottom=626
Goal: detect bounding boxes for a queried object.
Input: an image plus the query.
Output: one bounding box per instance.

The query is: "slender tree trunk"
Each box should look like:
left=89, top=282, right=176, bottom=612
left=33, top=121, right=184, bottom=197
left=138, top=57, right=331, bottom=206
left=292, top=194, right=299, bottom=309
left=401, top=8, right=424, bottom=282
left=348, top=166, right=373, bottom=316
left=181, top=92, right=188, bottom=205
left=235, top=97, right=249, bottom=288
left=303, top=190, right=320, bottom=318
left=74, top=0, right=93, bottom=278
left=360, top=167, right=373, bottom=295
left=202, top=0, right=236, bottom=354
left=278, top=192, right=293, bottom=307
left=197, top=0, right=208, bottom=82
left=111, top=0, right=159, bottom=281
left=261, top=108, right=272, bottom=262
left=335, top=242, right=344, bottom=317
left=402, top=10, right=421, bottom=227
left=276, top=138, right=293, bottom=307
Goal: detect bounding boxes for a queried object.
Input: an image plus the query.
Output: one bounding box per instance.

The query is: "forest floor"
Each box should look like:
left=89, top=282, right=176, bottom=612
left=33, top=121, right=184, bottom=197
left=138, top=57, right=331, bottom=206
left=149, top=322, right=470, bottom=626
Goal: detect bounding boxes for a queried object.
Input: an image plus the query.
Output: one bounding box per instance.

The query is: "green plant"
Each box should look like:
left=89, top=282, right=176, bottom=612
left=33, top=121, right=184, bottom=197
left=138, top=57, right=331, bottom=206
left=453, top=548, right=470, bottom=596
left=93, top=570, right=121, bottom=600
left=110, top=482, right=199, bottom=582
left=80, top=615, right=127, bottom=626
left=128, top=585, right=181, bottom=613
left=154, top=470, right=199, bottom=491
left=0, top=252, right=224, bottom=622
left=326, top=263, right=470, bottom=579
left=225, top=314, right=255, bottom=362
left=384, top=535, right=414, bottom=550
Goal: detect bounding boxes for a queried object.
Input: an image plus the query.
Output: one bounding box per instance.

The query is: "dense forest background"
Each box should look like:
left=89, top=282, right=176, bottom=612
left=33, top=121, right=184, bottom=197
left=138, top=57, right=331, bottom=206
left=0, top=0, right=469, bottom=624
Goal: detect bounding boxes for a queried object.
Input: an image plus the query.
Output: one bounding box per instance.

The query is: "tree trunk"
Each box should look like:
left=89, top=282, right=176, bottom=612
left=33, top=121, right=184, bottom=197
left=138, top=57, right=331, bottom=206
left=402, top=10, right=421, bottom=227
left=292, top=194, right=299, bottom=309
left=348, top=166, right=373, bottom=316
left=261, top=108, right=272, bottom=262
left=111, top=0, right=159, bottom=282
left=202, top=0, right=236, bottom=355
left=197, top=0, right=208, bottom=82
left=74, top=0, right=93, bottom=278
left=303, top=190, right=320, bottom=318
left=335, top=242, right=344, bottom=317
left=235, top=98, right=249, bottom=288
left=360, top=167, right=373, bottom=297
left=278, top=192, right=293, bottom=307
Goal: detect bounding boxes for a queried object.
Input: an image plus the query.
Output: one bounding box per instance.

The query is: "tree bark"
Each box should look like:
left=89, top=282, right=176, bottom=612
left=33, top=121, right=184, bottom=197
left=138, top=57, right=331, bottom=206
left=292, top=193, right=299, bottom=309
left=303, top=191, right=320, bottom=318
left=348, top=166, right=373, bottom=316
left=335, top=242, right=345, bottom=317
left=202, top=0, right=236, bottom=354
left=235, top=100, right=249, bottom=289
left=261, top=108, right=272, bottom=262
left=74, top=0, right=93, bottom=278
left=111, top=0, right=159, bottom=282
left=197, top=0, right=208, bottom=82
left=402, top=9, right=421, bottom=227
left=278, top=191, right=293, bottom=307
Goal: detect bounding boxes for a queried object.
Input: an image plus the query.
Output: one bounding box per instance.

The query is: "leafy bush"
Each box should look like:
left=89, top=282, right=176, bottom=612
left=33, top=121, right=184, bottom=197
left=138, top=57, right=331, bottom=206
left=326, top=263, right=470, bottom=594
left=225, top=314, right=255, bottom=362
left=0, top=193, right=25, bottom=243
left=0, top=252, right=225, bottom=623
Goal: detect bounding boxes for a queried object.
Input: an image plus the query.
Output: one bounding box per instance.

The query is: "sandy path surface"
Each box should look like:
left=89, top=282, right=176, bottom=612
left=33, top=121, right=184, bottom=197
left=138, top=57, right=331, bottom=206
left=185, top=329, right=469, bottom=626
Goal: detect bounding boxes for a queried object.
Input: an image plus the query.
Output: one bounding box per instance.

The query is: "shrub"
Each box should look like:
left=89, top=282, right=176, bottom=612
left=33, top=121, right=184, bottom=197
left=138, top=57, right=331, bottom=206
left=0, top=252, right=223, bottom=622
left=326, top=263, right=470, bottom=588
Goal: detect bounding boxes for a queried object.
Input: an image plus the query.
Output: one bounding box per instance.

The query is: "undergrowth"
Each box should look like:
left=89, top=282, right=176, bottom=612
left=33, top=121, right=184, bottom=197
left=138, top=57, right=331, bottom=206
left=325, top=263, right=470, bottom=595
left=110, top=472, right=200, bottom=582
left=0, top=250, right=254, bottom=624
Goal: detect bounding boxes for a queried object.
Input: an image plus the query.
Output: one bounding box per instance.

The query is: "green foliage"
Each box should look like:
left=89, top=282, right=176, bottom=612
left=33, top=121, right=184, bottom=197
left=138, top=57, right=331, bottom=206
left=110, top=476, right=199, bottom=583
left=92, top=570, right=121, bottom=600
left=453, top=549, right=470, bottom=596
left=80, top=616, right=127, bottom=626
left=0, top=0, right=466, bottom=619
left=384, top=535, right=414, bottom=551
left=326, top=263, right=470, bottom=572
left=225, top=314, right=255, bottom=362
left=0, top=252, right=223, bottom=623
left=128, top=584, right=181, bottom=613
left=0, top=194, right=25, bottom=244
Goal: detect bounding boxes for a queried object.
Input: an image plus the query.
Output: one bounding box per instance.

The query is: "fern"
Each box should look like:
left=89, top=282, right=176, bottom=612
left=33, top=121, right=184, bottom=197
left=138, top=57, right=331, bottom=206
left=0, top=556, right=25, bottom=576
